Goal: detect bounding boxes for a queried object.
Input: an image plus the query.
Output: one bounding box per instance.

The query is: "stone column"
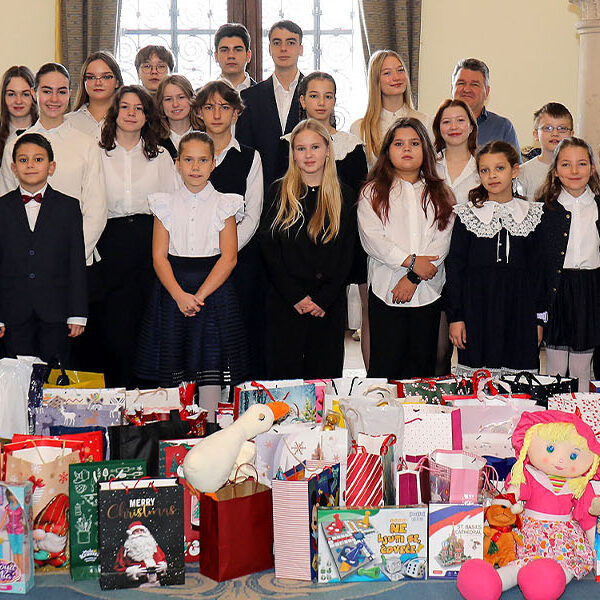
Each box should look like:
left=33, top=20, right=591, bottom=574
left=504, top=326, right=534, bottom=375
left=571, top=0, right=600, bottom=154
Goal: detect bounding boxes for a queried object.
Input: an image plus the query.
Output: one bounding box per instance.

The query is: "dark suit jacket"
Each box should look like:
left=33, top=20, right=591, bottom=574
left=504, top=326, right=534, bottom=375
left=0, top=185, right=87, bottom=325
left=236, top=73, right=304, bottom=190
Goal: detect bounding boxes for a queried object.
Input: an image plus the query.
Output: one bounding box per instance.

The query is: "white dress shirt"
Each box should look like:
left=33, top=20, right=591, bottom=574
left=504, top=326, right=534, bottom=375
left=149, top=182, right=244, bottom=257
left=66, top=104, right=103, bottom=140
left=215, top=137, right=263, bottom=250
left=218, top=72, right=253, bottom=92
left=169, top=126, right=192, bottom=153
left=0, top=184, right=87, bottom=327
left=557, top=186, right=600, bottom=269
left=101, top=140, right=179, bottom=218
left=1, top=119, right=107, bottom=266
left=358, top=178, right=454, bottom=307
left=437, top=151, right=480, bottom=205
left=273, top=70, right=300, bottom=133
left=518, top=156, right=550, bottom=201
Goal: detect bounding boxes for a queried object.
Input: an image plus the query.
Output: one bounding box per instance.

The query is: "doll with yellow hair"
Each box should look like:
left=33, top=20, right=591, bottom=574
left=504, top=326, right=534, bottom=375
left=458, top=410, right=600, bottom=600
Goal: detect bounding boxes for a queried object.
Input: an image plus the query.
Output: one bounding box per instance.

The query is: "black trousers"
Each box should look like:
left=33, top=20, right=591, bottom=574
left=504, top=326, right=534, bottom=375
left=4, top=315, right=69, bottom=366
left=264, top=287, right=346, bottom=380
left=96, top=214, right=155, bottom=388
left=368, top=290, right=441, bottom=379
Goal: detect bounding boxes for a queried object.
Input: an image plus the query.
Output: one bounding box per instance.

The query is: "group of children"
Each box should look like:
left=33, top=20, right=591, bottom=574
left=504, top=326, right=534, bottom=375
left=0, top=18, right=598, bottom=419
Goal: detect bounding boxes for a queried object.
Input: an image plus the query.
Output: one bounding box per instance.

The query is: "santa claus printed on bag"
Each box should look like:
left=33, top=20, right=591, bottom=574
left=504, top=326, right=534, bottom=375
left=114, top=521, right=168, bottom=587
left=33, top=493, right=69, bottom=568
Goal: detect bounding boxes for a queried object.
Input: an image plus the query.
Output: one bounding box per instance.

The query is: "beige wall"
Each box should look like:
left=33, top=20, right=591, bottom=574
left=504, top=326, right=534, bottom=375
left=0, top=2, right=56, bottom=77
left=419, top=0, right=580, bottom=149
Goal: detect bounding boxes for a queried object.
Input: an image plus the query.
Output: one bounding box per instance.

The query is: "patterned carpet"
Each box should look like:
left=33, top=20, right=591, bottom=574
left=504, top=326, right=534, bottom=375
left=26, top=567, right=599, bottom=599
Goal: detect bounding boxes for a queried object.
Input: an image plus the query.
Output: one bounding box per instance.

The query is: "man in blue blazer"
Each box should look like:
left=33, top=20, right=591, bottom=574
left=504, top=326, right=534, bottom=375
left=236, top=20, right=304, bottom=190
left=0, top=133, right=87, bottom=365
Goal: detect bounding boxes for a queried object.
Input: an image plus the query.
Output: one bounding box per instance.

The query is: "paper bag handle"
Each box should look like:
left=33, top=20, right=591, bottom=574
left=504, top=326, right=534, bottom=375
left=133, top=387, right=169, bottom=404
left=231, top=463, right=259, bottom=493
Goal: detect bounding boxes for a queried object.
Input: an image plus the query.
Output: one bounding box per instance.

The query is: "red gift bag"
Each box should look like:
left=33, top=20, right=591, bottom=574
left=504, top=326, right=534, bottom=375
left=199, top=477, right=274, bottom=581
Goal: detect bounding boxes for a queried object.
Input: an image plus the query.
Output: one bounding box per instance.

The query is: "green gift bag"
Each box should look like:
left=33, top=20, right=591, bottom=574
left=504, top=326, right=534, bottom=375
left=69, top=459, right=146, bottom=580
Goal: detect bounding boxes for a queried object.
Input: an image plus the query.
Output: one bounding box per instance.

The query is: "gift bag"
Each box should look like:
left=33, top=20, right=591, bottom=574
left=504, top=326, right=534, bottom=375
left=199, top=476, right=274, bottom=581
left=0, top=357, right=36, bottom=438
left=548, top=393, right=600, bottom=436
left=427, top=449, right=487, bottom=504
left=272, top=462, right=340, bottom=580
left=402, top=405, right=459, bottom=459
left=34, top=403, right=122, bottom=435
left=98, top=478, right=184, bottom=589
left=234, top=380, right=317, bottom=422
left=41, top=387, right=126, bottom=408
left=325, top=377, right=390, bottom=397
left=304, top=379, right=331, bottom=422
left=44, top=370, right=105, bottom=389
left=396, top=459, right=423, bottom=505
left=69, top=460, right=146, bottom=580
left=13, top=431, right=103, bottom=462
left=500, top=372, right=577, bottom=407
left=345, top=433, right=395, bottom=507
left=395, top=376, right=469, bottom=404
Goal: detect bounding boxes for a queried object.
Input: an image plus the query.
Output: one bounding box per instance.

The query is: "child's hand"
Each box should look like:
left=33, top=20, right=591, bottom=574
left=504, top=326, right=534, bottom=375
left=391, top=276, right=417, bottom=304
left=68, top=324, right=85, bottom=337
left=177, top=292, right=201, bottom=316
left=537, top=325, right=543, bottom=346
left=449, top=321, right=467, bottom=349
left=0, top=326, right=4, bottom=338
left=413, top=256, right=439, bottom=280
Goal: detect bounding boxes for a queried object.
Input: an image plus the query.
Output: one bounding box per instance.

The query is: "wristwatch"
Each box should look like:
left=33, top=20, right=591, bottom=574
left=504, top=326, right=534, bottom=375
left=407, top=269, right=421, bottom=285
left=408, top=253, right=417, bottom=271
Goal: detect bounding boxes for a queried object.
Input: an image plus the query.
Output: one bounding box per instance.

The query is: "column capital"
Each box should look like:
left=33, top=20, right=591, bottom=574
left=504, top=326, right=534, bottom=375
left=570, top=0, right=600, bottom=20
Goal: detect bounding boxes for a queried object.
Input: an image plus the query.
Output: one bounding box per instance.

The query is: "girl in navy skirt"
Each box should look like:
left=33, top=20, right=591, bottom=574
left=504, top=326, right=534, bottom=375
left=136, top=131, right=249, bottom=419
left=536, top=137, right=600, bottom=390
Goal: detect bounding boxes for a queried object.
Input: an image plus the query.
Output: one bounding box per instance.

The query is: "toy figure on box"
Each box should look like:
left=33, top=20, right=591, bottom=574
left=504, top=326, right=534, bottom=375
left=32, top=493, right=69, bottom=567
left=114, top=522, right=167, bottom=587
left=0, top=490, right=26, bottom=574
left=458, top=410, right=600, bottom=600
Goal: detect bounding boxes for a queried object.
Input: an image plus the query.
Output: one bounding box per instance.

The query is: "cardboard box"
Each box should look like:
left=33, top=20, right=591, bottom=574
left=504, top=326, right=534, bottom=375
left=317, top=506, right=428, bottom=583
left=428, top=504, right=483, bottom=579
left=0, top=482, right=34, bottom=594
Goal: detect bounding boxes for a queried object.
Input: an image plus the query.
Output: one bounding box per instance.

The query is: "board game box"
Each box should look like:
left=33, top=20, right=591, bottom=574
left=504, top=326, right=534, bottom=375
left=317, top=506, right=428, bottom=583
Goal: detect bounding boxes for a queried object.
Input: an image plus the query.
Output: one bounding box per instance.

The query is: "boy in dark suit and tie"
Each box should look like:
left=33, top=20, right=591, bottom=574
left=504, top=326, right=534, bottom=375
left=236, top=20, right=304, bottom=190
left=0, top=133, right=87, bottom=364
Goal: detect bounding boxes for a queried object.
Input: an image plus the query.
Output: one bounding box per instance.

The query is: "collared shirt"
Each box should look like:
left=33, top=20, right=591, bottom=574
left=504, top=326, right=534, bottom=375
left=518, top=156, right=550, bottom=201
left=1, top=119, right=107, bottom=266
left=169, top=126, right=192, bottom=153
left=272, top=70, right=300, bottom=133
left=437, top=151, right=480, bottom=205
left=215, top=136, right=263, bottom=250
left=557, top=186, right=600, bottom=269
left=358, top=178, right=454, bottom=307
left=476, top=107, right=520, bottom=157
left=66, top=104, right=103, bottom=140
left=101, top=140, right=179, bottom=219
left=148, top=182, right=244, bottom=257
left=218, top=72, right=253, bottom=92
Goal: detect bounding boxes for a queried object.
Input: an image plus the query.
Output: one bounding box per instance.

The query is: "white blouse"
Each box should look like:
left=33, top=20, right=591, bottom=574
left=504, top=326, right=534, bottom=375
left=66, top=104, right=103, bottom=140
left=149, top=182, right=244, bottom=257
left=101, top=140, right=179, bottom=219
left=215, top=137, right=263, bottom=250
left=558, top=186, right=600, bottom=269
left=169, top=126, right=192, bottom=152
left=358, top=178, right=454, bottom=308
left=517, top=156, right=550, bottom=201
left=437, top=151, right=480, bottom=205
left=1, top=119, right=107, bottom=266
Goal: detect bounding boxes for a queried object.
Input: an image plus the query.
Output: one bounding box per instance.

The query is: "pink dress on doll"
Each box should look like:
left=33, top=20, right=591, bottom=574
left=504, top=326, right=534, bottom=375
left=510, top=464, right=595, bottom=578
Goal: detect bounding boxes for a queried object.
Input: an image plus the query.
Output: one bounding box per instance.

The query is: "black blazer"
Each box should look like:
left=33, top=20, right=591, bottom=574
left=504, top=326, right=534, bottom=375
left=236, top=73, right=304, bottom=190
left=0, top=185, right=88, bottom=325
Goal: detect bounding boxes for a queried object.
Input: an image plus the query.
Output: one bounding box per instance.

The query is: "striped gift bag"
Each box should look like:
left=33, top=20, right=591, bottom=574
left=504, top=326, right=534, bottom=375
left=345, top=433, right=396, bottom=507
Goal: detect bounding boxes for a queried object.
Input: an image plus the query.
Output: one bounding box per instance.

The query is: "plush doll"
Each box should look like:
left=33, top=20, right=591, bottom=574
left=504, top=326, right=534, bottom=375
left=483, top=492, right=523, bottom=567
left=458, top=410, right=600, bottom=600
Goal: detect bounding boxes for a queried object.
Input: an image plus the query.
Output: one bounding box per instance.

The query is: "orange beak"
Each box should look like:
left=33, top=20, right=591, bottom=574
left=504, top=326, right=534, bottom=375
left=267, top=401, right=289, bottom=422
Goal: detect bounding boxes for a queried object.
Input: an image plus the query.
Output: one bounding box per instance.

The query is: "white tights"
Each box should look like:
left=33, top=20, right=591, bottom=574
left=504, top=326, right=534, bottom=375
left=545, top=348, right=593, bottom=392
left=498, top=562, right=574, bottom=591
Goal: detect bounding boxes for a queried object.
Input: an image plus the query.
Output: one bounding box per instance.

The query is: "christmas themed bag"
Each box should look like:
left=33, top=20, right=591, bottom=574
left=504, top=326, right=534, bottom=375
left=304, top=379, right=331, bottom=422
left=402, top=404, right=459, bottom=459
left=0, top=481, right=34, bottom=594
left=12, top=431, right=103, bottom=462
left=34, top=403, right=123, bottom=436
left=158, top=439, right=203, bottom=562
left=500, top=372, right=577, bottom=407
left=69, top=460, right=146, bottom=580
left=199, top=472, right=274, bottom=581
left=394, top=375, right=470, bottom=404
left=547, top=393, right=600, bottom=437
left=272, top=462, right=340, bottom=581
left=97, top=478, right=184, bottom=589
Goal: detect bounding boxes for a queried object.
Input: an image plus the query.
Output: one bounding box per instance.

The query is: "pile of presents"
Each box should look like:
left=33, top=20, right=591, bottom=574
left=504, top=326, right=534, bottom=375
left=0, top=356, right=599, bottom=593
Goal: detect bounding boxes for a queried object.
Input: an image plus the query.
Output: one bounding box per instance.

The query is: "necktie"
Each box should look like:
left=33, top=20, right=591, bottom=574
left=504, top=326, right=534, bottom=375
left=22, top=193, right=43, bottom=204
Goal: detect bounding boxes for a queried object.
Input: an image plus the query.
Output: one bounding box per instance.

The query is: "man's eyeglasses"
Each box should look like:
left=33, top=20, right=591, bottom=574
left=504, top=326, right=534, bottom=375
left=140, top=63, right=168, bottom=74
left=539, top=125, right=571, bottom=134
left=84, top=74, right=115, bottom=82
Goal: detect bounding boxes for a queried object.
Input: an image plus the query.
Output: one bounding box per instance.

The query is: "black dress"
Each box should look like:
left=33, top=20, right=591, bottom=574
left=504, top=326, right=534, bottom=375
left=445, top=199, right=544, bottom=376
left=260, top=181, right=356, bottom=379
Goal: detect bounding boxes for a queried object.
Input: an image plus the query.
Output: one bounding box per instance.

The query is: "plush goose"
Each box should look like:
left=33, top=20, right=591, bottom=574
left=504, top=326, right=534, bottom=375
left=182, top=401, right=289, bottom=493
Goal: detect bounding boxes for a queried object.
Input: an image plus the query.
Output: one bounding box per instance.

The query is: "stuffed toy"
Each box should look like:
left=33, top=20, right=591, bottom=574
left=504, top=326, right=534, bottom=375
left=458, top=410, right=600, bottom=600
left=483, top=492, right=523, bottom=567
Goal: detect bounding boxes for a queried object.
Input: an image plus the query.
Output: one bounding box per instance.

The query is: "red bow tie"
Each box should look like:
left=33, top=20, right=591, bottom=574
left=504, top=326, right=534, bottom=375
left=22, top=193, right=43, bottom=204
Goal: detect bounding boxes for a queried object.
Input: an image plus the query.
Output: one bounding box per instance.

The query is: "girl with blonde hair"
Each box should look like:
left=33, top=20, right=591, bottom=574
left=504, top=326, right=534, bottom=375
left=260, top=118, right=356, bottom=378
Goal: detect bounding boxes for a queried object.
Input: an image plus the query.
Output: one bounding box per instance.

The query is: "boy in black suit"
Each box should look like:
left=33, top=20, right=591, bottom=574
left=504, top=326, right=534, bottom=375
left=214, top=23, right=257, bottom=92
left=236, top=20, right=304, bottom=189
left=0, top=133, right=87, bottom=365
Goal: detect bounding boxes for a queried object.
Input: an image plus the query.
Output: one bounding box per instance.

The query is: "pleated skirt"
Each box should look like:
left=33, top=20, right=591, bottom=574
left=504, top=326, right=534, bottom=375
left=135, top=255, right=249, bottom=386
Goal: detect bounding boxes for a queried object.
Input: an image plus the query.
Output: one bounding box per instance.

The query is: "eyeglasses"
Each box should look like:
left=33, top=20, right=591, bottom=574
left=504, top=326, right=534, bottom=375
left=84, top=74, right=115, bottom=82
left=539, top=125, right=571, bottom=134
left=140, top=63, right=168, bottom=74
